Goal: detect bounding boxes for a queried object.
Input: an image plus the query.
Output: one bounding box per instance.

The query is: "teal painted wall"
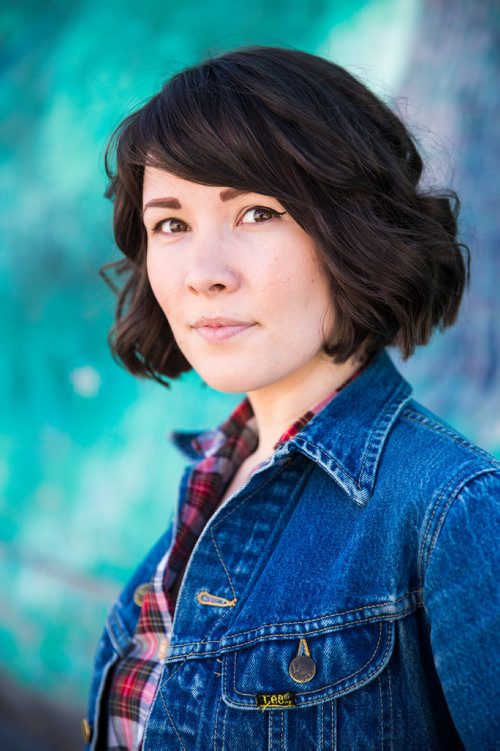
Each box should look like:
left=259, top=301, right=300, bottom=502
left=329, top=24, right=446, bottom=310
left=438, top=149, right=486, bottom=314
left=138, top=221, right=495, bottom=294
left=1, top=1, right=498, bottom=740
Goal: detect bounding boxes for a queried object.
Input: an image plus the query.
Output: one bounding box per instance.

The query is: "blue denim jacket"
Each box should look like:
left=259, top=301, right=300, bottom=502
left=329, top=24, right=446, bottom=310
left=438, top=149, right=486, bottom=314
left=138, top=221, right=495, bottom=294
left=85, top=348, right=500, bottom=750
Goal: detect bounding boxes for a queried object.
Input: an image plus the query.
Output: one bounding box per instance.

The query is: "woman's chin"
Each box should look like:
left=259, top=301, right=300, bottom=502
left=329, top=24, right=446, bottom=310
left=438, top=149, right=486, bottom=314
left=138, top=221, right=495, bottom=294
left=199, top=374, right=261, bottom=394
left=193, top=364, right=272, bottom=394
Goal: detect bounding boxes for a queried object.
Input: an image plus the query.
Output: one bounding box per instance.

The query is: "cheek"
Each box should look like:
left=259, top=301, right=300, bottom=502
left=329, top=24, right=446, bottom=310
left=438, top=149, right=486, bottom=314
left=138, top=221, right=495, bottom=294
left=146, top=253, right=176, bottom=317
left=263, top=260, right=330, bottom=323
left=289, top=271, right=334, bottom=343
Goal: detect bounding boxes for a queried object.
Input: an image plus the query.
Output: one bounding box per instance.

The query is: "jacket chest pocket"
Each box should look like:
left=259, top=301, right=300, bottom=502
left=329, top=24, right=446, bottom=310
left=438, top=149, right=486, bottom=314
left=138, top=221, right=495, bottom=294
left=218, top=619, right=395, bottom=750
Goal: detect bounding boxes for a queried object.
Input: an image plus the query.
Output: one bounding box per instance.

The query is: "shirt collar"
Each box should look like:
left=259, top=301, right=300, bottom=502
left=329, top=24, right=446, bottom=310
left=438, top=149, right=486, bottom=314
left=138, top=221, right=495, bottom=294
left=170, top=348, right=413, bottom=506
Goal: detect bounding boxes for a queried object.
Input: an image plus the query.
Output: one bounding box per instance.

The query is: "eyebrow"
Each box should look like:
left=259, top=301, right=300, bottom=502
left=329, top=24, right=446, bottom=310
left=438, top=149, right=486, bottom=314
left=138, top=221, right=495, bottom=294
left=142, top=188, right=250, bottom=216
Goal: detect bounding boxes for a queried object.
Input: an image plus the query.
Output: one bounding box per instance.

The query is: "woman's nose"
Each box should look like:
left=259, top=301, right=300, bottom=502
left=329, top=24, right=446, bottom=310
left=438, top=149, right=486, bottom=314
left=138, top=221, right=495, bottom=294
left=184, top=241, right=241, bottom=296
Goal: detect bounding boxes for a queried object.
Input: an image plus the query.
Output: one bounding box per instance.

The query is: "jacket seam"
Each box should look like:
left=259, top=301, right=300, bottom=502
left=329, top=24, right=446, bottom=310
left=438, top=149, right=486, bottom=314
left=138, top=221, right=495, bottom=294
left=158, top=689, right=187, bottom=750
left=210, top=528, right=237, bottom=601
left=357, top=382, right=410, bottom=488
left=401, top=411, right=499, bottom=464
left=417, top=467, right=475, bottom=588
left=166, top=601, right=421, bottom=658
left=420, top=467, right=499, bottom=593
left=169, top=590, right=421, bottom=648
left=292, top=437, right=353, bottom=485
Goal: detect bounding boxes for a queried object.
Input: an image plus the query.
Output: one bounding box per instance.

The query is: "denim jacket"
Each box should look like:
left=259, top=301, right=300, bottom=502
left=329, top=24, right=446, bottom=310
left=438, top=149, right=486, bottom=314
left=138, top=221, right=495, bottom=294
left=85, top=348, right=500, bottom=750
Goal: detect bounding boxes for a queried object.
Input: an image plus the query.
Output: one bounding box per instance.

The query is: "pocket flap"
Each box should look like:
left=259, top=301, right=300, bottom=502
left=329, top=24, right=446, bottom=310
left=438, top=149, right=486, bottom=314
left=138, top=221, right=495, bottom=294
left=222, top=619, right=394, bottom=709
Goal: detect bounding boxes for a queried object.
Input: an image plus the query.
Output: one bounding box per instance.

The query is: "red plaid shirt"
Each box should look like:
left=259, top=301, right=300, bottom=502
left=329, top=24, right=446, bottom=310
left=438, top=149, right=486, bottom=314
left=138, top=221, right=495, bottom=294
left=107, top=365, right=366, bottom=749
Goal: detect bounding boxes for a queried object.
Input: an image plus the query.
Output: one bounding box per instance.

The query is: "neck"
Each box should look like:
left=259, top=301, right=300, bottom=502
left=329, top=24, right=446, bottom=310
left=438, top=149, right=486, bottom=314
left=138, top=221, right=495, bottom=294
left=245, top=352, right=364, bottom=461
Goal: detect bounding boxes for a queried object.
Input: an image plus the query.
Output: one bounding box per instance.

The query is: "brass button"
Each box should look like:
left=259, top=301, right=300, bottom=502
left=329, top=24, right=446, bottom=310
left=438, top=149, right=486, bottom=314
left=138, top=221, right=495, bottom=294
left=133, top=582, right=151, bottom=607
left=289, top=638, right=317, bottom=684
left=81, top=718, right=92, bottom=743
left=289, top=654, right=317, bottom=683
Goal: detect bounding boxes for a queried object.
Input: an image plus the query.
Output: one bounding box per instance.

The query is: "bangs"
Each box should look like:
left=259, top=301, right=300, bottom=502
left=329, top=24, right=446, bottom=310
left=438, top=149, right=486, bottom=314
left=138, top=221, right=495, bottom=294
left=117, top=61, right=304, bottom=203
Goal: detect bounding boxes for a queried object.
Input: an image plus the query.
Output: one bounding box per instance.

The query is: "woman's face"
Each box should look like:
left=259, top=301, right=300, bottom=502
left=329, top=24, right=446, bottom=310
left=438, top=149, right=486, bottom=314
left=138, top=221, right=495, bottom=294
left=143, top=167, right=336, bottom=394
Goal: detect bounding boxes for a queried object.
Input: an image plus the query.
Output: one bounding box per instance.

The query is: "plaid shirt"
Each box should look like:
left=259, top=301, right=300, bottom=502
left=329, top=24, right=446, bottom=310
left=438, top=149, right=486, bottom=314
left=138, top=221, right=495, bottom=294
left=107, top=364, right=366, bottom=749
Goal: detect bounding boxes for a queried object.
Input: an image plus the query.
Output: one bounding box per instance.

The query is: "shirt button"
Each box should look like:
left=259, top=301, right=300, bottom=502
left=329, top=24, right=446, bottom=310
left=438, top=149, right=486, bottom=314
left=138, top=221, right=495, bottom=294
left=133, top=582, right=151, bottom=607
left=81, top=718, right=93, bottom=743
left=158, top=638, right=169, bottom=660
left=289, top=654, right=317, bottom=683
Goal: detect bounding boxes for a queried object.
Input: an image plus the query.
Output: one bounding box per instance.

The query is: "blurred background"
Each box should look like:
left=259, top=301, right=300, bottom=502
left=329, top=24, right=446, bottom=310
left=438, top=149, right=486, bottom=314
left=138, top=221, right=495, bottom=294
left=1, top=0, right=499, bottom=748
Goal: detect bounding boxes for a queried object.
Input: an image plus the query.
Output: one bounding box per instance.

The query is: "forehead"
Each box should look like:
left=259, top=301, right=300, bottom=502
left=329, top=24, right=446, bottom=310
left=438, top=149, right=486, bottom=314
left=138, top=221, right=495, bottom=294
left=142, top=167, right=206, bottom=199
left=142, top=166, right=272, bottom=210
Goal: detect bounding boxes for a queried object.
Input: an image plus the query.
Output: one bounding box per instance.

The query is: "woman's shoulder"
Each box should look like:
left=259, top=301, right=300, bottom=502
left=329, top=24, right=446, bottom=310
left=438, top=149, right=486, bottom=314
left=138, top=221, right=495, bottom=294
left=379, top=397, right=500, bottom=531
left=395, top=397, right=499, bottom=471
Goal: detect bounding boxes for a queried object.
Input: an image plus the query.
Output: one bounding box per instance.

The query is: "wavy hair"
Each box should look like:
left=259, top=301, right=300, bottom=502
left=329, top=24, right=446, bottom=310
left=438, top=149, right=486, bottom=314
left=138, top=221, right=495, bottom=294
left=101, top=45, right=470, bottom=386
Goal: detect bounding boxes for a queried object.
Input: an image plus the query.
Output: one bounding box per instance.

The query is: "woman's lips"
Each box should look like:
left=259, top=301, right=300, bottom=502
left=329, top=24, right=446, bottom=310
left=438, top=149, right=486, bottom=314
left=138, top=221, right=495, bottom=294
left=194, top=323, right=255, bottom=343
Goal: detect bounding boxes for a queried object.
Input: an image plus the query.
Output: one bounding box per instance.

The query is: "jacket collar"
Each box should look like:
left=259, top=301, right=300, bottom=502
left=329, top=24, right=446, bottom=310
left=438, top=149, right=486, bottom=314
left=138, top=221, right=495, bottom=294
left=170, top=348, right=413, bottom=507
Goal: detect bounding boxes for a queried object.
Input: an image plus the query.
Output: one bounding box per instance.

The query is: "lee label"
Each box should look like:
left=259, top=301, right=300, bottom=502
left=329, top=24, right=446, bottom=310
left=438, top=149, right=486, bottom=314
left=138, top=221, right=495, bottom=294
left=255, top=692, right=296, bottom=710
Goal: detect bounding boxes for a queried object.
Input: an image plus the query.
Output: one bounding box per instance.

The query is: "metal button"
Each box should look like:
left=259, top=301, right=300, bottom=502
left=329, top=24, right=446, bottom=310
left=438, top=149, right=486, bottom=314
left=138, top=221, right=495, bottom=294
left=289, top=637, right=317, bottom=683
left=133, top=582, right=151, bottom=607
left=81, top=718, right=92, bottom=743
left=289, top=654, right=317, bottom=683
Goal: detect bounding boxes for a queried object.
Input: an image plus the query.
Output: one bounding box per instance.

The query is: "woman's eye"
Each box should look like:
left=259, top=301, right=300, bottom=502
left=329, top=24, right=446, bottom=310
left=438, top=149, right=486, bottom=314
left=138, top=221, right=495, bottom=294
left=152, top=217, right=188, bottom=235
left=240, top=206, right=286, bottom=224
left=149, top=206, right=286, bottom=235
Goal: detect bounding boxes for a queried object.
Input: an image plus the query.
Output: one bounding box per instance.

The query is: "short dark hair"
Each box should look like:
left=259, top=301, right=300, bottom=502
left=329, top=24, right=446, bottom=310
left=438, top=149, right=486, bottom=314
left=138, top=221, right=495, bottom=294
left=101, top=44, right=470, bottom=387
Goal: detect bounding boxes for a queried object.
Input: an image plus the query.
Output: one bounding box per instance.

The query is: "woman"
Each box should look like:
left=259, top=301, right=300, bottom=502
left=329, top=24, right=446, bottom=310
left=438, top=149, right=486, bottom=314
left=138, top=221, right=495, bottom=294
left=85, top=46, right=499, bottom=749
